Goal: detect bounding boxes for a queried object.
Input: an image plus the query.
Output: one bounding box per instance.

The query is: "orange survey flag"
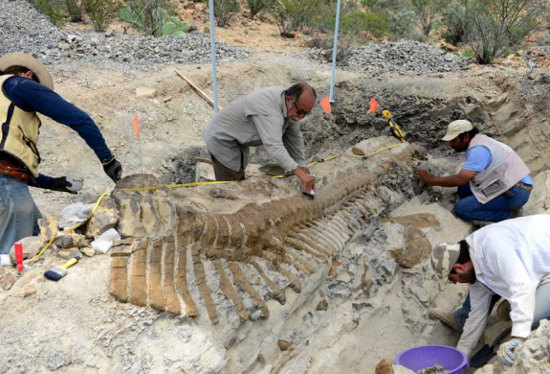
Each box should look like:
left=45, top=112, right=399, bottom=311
left=320, top=95, right=331, bottom=114
left=133, top=115, right=140, bottom=138
left=367, top=98, right=379, bottom=114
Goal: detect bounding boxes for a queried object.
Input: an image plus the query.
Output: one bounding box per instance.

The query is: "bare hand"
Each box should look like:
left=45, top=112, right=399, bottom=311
left=294, top=167, right=316, bottom=193
left=413, top=168, right=433, bottom=184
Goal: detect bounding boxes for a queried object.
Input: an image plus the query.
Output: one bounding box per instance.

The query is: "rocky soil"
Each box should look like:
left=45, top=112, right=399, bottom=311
left=1, top=0, right=550, bottom=373
left=0, top=0, right=249, bottom=69
left=304, top=40, right=470, bottom=76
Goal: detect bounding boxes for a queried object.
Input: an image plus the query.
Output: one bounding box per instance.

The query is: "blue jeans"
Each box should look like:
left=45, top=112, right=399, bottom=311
left=454, top=184, right=531, bottom=222
left=0, top=174, right=42, bottom=254
left=454, top=283, right=550, bottom=331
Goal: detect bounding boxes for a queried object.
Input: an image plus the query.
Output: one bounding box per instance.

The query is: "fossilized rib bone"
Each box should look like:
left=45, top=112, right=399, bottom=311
left=109, top=139, right=420, bottom=324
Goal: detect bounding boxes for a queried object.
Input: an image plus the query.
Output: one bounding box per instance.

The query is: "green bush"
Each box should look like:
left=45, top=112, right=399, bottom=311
left=441, top=0, right=472, bottom=45
left=82, top=0, right=116, bottom=32
left=62, top=0, right=83, bottom=21
left=273, top=0, right=321, bottom=37
left=461, top=49, right=474, bottom=57
left=536, top=33, right=550, bottom=46
left=410, top=0, right=448, bottom=36
left=341, top=12, right=389, bottom=39
left=247, top=0, right=274, bottom=18
left=468, top=0, right=546, bottom=64
left=312, top=0, right=361, bottom=33
left=360, top=0, right=409, bottom=40
left=388, top=8, right=416, bottom=39
left=32, top=0, right=66, bottom=26
left=214, top=0, right=240, bottom=27
left=361, top=0, right=402, bottom=9
left=118, top=1, right=189, bottom=36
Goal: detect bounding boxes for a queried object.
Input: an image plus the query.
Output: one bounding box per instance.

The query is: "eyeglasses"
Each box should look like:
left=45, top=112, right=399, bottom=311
left=294, top=102, right=311, bottom=116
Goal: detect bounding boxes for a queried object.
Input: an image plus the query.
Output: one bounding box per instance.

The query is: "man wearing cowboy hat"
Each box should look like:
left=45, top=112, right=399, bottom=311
left=413, top=119, right=532, bottom=223
left=431, top=215, right=550, bottom=365
left=0, top=53, right=122, bottom=259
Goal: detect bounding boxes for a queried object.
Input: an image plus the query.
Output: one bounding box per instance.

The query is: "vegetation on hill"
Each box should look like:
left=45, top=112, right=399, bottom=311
left=28, top=0, right=549, bottom=64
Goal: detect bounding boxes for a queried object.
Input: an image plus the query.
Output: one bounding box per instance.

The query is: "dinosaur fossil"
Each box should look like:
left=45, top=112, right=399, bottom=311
left=109, top=137, right=422, bottom=324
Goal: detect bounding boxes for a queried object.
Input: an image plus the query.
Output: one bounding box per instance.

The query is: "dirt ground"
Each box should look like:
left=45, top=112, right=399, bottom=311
left=30, top=49, right=334, bottom=219
left=4, top=12, right=550, bottom=372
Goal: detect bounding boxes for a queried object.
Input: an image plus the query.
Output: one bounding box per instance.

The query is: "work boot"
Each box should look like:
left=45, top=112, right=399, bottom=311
left=496, top=299, right=511, bottom=321
left=510, top=207, right=523, bottom=219
left=429, top=308, right=461, bottom=332
left=472, top=220, right=492, bottom=228
left=375, top=359, right=394, bottom=374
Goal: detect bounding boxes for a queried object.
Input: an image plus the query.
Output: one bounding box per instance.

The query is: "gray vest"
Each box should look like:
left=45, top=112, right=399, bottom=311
left=469, top=134, right=530, bottom=204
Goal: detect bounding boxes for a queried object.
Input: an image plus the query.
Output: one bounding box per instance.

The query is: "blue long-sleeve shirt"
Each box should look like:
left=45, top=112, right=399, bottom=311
left=3, top=76, right=112, bottom=162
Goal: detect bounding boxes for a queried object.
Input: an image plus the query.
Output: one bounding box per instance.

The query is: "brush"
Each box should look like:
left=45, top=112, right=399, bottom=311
left=44, top=257, right=79, bottom=281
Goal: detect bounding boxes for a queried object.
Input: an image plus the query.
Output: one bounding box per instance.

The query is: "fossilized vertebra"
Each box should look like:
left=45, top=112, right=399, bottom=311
left=109, top=137, right=421, bottom=324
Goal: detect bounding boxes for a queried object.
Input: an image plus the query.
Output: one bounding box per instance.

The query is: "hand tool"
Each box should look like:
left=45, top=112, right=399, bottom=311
left=382, top=109, right=406, bottom=143
left=15, top=242, right=24, bottom=271
left=44, top=257, right=79, bottom=281
left=302, top=190, right=316, bottom=200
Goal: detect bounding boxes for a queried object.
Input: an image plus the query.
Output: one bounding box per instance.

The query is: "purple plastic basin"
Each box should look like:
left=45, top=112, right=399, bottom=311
left=395, top=345, right=469, bottom=374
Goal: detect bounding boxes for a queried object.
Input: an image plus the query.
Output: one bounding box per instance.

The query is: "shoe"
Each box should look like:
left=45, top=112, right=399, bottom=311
left=510, top=208, right=523, bottom=219
left=375, top=359, right=394, bottom=374
left=429, top=308, right=461, bottom=332
left=496, top=299, right=511, bottom=321
left=472, top=220, right=492, bottom=228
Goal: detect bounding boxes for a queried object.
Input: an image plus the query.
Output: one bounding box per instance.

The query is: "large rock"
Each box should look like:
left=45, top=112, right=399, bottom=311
left=58, top=203, right=94, bottom=229
left=9, top=236, right=44, bottom=264
left=54, top=232, right=88, bottom=249
left=476, top=319, right=550, bottom=373
left=38, top=215, right=59, bottom=244
left=523, top=170, right=550, bottom=216
left=86, top=195, right=119, bottom=237
left=391, top=226, right=433, bottom=269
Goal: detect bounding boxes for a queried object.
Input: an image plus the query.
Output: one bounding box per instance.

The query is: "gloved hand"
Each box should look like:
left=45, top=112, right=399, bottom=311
left=50, top=176, right=77, bottom=194
left=30, top=175, right=77, bottom=194
left=497, top=337, right=525, bottom=366
left=102, top=157, right=122, bottom=182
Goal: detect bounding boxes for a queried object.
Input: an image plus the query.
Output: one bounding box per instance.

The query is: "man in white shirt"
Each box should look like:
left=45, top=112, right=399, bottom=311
left=431, top=215, right=550, bottom=365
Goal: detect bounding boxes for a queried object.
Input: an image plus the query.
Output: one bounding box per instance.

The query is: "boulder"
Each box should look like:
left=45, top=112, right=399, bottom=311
left=86, top=195, right=119, bottom=237
left=58, top=203, right=95, bottom=229
left=54, top=232, right=88, bottom=249
left=523, top=170, right=550, bottom=216
left=9, top=236, right=44, bottom=264
left=38, top=215, right=59, bottom=243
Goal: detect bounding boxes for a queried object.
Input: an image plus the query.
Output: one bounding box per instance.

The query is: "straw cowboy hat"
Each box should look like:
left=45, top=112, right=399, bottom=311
left=0, top=53, right=54, bottom=90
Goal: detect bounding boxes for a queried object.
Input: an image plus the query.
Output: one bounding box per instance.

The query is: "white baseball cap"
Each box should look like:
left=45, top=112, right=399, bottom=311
left=441, top=120, right=473, bottom=141
left=431, top=242, right=461, bottom=278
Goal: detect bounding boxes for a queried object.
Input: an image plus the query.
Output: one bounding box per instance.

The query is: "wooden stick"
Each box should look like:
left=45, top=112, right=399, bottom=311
left=175, top=69, right=222, bottom=112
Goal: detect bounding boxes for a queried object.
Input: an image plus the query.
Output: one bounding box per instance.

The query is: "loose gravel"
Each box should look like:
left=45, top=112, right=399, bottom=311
left=2, top=0, right=470, bottom=75
left=302, top=41, right=471, bottom=76
left=0, top=0, right=249, bottom=70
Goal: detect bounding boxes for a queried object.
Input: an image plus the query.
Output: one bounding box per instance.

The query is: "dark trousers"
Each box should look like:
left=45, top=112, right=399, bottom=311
left=210, top=154, right=245, bottom=181
left=454, top=183, right=531, bottom=222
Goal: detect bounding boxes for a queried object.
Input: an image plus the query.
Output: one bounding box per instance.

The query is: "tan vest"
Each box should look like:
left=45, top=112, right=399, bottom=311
left=468, top=134, right=530, bottom=204
left=0, top=75, right=41, bottom=177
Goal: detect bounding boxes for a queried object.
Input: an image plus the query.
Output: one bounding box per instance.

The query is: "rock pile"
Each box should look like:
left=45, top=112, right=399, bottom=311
left=305, top=40, right=470, bottom=76
left=0, top=0, right=249, bottom=69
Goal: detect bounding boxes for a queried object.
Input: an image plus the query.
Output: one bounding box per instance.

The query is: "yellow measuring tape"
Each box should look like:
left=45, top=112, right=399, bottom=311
left=29, top=143, right=403, bottom=263
left=118, top=180, right=231, bottom=193
left=30, top=191, right=111, bottom=263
